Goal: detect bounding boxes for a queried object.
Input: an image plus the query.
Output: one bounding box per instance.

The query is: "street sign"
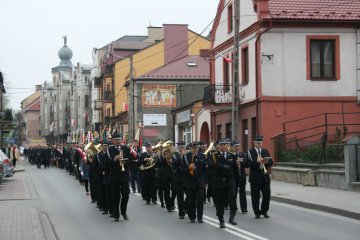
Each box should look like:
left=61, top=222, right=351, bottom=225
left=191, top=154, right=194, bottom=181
left=5, top=137, right=15, bottom=143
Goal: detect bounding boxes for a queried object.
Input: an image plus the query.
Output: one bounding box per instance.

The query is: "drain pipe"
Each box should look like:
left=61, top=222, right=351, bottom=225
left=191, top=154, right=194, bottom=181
left=357, top=27, right=360, bottom=104
left=255, top=21, right=272, bottom=135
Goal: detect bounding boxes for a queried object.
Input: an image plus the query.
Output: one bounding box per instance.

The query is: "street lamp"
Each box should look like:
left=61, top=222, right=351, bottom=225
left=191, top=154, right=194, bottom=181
left=107, top=52, right=134, bottom=141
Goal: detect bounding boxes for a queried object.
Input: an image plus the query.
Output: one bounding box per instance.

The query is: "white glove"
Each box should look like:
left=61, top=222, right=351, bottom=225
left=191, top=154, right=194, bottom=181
left=81, top=172, right=83, bottom=176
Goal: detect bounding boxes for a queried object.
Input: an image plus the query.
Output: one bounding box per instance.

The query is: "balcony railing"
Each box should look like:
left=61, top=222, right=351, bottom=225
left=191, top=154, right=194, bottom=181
left=94, top=77, right=102, bottom=88
left=94, top=100, right=103, bottom=110
left=203, top=84, right=233, bottom=106
left=104, top=90, right=115, bottom=102
left=65, top=124, right=70, bottom=130
left=65, top=107, right=70, bottom=115
left=85, top=101, right=90, bottom=109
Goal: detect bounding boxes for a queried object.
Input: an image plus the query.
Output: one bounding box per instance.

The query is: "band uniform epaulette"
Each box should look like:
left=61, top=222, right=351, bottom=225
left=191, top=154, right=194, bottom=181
left=228, top=151, right=235, bottom=155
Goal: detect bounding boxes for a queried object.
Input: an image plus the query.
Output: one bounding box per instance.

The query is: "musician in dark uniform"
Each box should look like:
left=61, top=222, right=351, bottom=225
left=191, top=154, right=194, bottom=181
left=160, top=139, right=176, bottom=212
left=172, top=141, right=187, bottom=219
left=181, top=141, right=207, bottom=223
left=73, top=144, right=85, bottom=185
left=139, top=142, right=157, bottom=205
left=245, top=136, right=273, bottom=219
left=208, top=139, right=239, bottom=228
left=105, top=134, right=131, bottom=222
left=100, top=141, right=113, bottom=217
left=205, top=142, right=217, bottom=204
left=231, top=140, right=248, bottom=213
left=198, top=141, right=207, bottom=154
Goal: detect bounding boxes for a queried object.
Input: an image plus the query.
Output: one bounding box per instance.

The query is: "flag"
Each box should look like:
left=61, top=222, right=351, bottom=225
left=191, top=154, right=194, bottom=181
left=83, top=113, right=88, bottom=119
left=52, top=122, right=56, bottom=126
left=85, top=132, right=90, bottom=143
left=122, top=103, right=128, bottom=111
left=107, top=125, right=112, bottom=139
left=102, top=126, right=107, bottom=140
left=72, top=119, right=76, bottom=125
left=217, top=52, right=232, bottom=63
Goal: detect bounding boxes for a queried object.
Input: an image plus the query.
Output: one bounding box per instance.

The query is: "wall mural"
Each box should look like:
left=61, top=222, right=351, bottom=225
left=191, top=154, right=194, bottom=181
left=142, top=84, right=176, bottom=108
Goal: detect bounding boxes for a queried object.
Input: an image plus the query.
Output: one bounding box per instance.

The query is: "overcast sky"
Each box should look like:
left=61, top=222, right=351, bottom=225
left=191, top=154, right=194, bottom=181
left=0, top=0, right=221, bottom=110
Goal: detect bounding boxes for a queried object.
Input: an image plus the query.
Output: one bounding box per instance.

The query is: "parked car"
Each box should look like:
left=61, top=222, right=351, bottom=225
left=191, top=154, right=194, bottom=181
left=0, top=150, right=14, bottom=177
left=0, top=157, right=4, bottom=183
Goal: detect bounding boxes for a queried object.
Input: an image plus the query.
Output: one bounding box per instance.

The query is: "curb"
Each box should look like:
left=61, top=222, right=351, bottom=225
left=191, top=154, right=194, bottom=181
left=14, top=167, right=25, bottom=173
left=246, top=190, right=360, bottom=220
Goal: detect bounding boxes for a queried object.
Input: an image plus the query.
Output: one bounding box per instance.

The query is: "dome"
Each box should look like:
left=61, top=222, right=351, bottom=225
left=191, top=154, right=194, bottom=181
left=58, top=46, right=73, bottom=61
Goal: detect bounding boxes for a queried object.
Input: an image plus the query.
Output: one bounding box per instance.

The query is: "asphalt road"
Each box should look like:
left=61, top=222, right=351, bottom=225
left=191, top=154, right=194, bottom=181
left=20, top=164, right=360, bottom=240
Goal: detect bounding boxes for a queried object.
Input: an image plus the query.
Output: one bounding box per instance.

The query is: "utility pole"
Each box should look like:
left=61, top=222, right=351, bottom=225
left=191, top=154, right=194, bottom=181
left=129, top=56, right=134, bottom=141
left=231, top=0, right=240, bottom=140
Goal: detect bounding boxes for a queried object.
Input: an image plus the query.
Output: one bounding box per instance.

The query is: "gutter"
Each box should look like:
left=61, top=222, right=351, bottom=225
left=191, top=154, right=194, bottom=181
left=255, top=21, right=272, bottom=135
left=357, top=27, right=360, bottom=104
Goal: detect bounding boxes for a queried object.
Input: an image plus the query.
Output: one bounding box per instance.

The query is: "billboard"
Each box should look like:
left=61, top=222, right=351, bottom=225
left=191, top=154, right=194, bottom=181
left=142, top=84, right=176, bottom=108
left=143, top=114, right=167, bottom=126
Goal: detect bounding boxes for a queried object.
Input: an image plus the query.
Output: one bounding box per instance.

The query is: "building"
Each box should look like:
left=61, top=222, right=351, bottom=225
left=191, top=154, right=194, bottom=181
left=205, top=0, right=360, bottom=154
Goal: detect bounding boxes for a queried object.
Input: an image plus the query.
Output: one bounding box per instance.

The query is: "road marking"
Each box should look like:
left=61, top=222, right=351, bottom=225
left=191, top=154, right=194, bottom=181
left=133, top=193, right=268, bottom=240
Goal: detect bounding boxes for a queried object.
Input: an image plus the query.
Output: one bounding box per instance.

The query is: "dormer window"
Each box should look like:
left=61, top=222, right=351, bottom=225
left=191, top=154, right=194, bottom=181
left=186, top=62, right=197, bottom=67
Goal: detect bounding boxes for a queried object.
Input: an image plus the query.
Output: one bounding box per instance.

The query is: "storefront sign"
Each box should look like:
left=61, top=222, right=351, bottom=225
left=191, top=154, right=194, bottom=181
left=143, top=114, right=167, bottom=126
left=177, top=110, right=191, bottom=124
left=143, top=129, right=159, bottom=137
left=142, top=85, right=176, bottom=108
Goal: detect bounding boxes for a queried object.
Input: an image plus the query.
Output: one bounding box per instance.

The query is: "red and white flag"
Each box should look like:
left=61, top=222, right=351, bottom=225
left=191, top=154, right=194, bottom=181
left=83, top=113, right=88, bottom=119
left=217, top=52, right=232, bottom=63
left=122, top=103, right=128, bottom=111
left=52, top=122, right=56, bottom=126
left=72, top=119, right=76, bottom=125
left=77, top=148, right=87, bottom=163
left=130, top=147, right=138, bottom=158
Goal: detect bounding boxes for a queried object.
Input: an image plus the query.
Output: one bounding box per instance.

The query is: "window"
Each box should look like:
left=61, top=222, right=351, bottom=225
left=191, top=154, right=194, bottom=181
left=85, top=77, right=89, bottom=85
left=217, top=124, right=222, bottom=140
left=183, top=126, right=191, bottom=146
left=306, top=35, right=340, bottom=80
left=78, top=96, right=80, bottom=106
left=85, top=95, right=89, bottom=108
left=242, top=119, right=248, bottom=152
left=186, top=62, right=197, bottom=67
left=241, top=45, right=249, bottom=85
left=223, top=58, right=230, bottom=87
left=226, top=122, right=232, bottom=140
left=227, top=3, right=233, bottom=33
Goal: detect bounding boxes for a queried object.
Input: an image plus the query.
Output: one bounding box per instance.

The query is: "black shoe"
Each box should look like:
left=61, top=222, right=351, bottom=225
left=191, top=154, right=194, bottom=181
left=152, top=201, right=157, bottom=205
left=207, top=198, right=211, bottom=203
left=103, top=211, right=108, bottom=215
left=138, top=190, right=141, bottom=193
left=190, top=219, right=195, bottom=223
left=122, top=214, right=128, bottom=220
left=263, top=212, right=270, bottom=218
left=198, top=219, right=204, bottom=223
left=114, top=218, right=119, bottom=222
left=224, top=207, right=229, bottom=210
left=255, top=213, right=261, bottom=219
left=161, top=204, right=166, bottom=208
left=242, top=209, right=248, bottom=213
left=179, top=215, right=184, bottom=219
left=229, top=216, right=237, bottom=225
left=146, top=201, right=150, bottom=205
left=110, top=214, right=114, bottom=218
left=220, top=221, right=226, bottom=228
left=171, top=205, right=175, bottom=210
left=167, top=209, right=172, bottom=212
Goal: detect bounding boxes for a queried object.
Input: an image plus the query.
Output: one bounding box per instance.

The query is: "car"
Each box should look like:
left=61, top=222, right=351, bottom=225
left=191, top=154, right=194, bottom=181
left=0, top=157, right=4, bottom=183
left=0, top=150, right=14, bottom=178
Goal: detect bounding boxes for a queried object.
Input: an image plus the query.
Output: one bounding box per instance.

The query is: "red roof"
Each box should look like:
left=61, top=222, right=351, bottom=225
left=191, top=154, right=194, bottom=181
left=135, top=55, right=210, bottom=80
left=25, top=98, right=40, bottom=111
left=268, top=0, right=360, bottom=21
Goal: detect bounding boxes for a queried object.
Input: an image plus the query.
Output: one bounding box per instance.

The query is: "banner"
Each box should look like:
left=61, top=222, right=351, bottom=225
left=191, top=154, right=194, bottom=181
left=142, top=85, right=176, bottom=108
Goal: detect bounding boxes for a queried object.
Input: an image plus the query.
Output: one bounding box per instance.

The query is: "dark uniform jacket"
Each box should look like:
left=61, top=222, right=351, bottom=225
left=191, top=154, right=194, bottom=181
left=129, top=147, right=141, bottom=171
left=208, top=151, right=239, bottom=188
left=172, top=151, right=184, bottom=183
left=73, top=148, right=85, bottom=168
left=181, top=152, right=207, bottom=189
left=139, top=151, right=156, bottom=178
left=160, top=153, right=174, bottom=178
left=98, top=152, right=111, bottom=184
left=245, top=148, right=273, bottom=183
left=105, top=145, right=131, bottom=183
left=234, top=152, right=247, bottom=182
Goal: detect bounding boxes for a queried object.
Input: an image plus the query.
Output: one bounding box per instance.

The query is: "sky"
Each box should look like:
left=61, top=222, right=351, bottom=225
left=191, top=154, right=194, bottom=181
left=0, top=0, right=221, bottom=110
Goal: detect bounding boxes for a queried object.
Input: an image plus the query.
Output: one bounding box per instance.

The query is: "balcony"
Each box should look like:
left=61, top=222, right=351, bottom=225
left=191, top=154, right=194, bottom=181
left=94, top=77, right=102, bottom=88
left=50, top=111, right=54, bottom=119
left=94, top=100, right=103, bottom=110
left=65, top=107, right=70, bottom=115
left=203, top=84, right=233, bottom=109
left=104, top=90, right=115, bottom=103
left=65, top=124, right=70, bottom=130
left=85, top=101, right=90, bottom=109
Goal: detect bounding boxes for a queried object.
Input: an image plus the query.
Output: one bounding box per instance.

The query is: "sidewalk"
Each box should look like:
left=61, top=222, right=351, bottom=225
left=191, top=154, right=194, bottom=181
left=0, top=158, right=57, bottom=240
left=249, top=180, right=360, bottom=220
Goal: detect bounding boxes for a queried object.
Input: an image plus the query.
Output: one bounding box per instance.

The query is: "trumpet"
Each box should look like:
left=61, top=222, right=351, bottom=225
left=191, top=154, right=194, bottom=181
left=258, top=153, right=268, bottom=174
left=120, top=150, right=126, bottom=172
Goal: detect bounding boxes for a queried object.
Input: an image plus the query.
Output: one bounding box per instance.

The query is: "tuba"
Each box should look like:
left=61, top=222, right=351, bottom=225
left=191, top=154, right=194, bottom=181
left=85, top=140, right=101, bottom=163
left=161, top=140, right=176, bottom=168
left=140, top=141, right=163, bottom=170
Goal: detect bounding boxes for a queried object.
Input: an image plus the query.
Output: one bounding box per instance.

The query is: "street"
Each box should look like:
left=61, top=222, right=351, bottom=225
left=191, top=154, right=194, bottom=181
left=1, top=160, right=359, bottom=240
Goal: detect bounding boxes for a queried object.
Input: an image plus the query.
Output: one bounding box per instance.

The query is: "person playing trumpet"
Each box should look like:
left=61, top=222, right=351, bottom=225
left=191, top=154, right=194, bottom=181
left=245, top=136, right=273, bottom=219
left=105, top=133, right=131, bottom=222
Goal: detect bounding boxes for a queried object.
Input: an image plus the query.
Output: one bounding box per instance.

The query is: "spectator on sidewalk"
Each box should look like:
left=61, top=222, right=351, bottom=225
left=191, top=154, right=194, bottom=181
left=10, top=145, right=21, bottom=168
left=2, top=143, right=11, bottom=158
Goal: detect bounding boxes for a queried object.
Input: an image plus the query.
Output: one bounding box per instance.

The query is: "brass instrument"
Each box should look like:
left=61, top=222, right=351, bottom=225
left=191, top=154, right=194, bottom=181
left=120, top=150, right=125, bottom=172
left=161, top=140, right=176, bottom=168
left=204, top=141, right=215, bottom=156
left=140, top=141, right=163, bottom=170
left=84, top=140, right=101, bottom=163
left=258, top=152, right=268, bottom=174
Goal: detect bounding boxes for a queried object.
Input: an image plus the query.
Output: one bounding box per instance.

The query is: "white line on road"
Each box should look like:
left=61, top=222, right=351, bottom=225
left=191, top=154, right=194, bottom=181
left=133, top=193, right=269, bottom=240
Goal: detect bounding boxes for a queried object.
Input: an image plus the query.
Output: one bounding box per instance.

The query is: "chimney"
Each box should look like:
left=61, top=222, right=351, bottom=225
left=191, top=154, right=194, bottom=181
left=35, top=85, right=42, bottom=92
left=199, top=49, right=210, bottom=57
left=163, top=24, right=188, bottom=65
left=145, top=27, right=163, bottom=42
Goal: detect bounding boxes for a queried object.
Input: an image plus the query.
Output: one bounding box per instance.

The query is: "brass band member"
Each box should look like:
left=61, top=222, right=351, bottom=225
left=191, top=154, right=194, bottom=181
left=139, top=142, right=158, bottom=204
left=171, top=141, right=187, bottom=219
left=208, top=139, right=239, bottom=229
left=105, top=133, right=131, bottom=222
left=245, top=136, right=273, bottom=219
left=181, top=141, right=207, bottom=223
left=160, top=139, right=176, bottom=212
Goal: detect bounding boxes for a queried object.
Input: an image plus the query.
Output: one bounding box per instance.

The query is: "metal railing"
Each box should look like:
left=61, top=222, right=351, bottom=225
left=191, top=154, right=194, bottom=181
left=104, top=90, right=115, bottom=102
left=203, top=84, right=233, bottom=105
left=94, top=77, right=102, bottom=87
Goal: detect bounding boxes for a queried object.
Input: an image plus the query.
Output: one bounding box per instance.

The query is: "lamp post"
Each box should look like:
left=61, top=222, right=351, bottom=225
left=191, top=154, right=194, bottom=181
left=107, top=53, right=134, bottom=141
left=190, top=114, right=195, bottom=142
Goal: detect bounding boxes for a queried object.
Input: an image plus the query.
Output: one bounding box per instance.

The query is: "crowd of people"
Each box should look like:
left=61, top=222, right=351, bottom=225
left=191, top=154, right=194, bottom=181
left=24, top=134, right=273, bottom=229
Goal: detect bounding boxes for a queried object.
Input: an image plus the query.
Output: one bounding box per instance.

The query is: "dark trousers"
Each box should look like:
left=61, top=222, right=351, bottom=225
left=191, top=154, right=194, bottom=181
left=105, top=184, right=113, bottom=214
left=186, top=187, right=204, bottom=221
left=83, top=180, right=89, bottom=192
left=206, top=175, right=214, bottom=200
left=238, top=181, right=247, bottom=211
left=12, top=159, right=17, bottom=167
left=142, top=177, right=157, bottom=202
left=89, top=175, right=97, bottom=202
left=250, top=182, right=271, bottom=215
left=214, top=184, right=237, bottom=218
left=157, top=177, right=164, bottom=205
left=130, top=170, right=141, bottom=192
left=175, top=182, right=186, bottom=217
left=163, top=177, right=176, bottom=210
left=111, top=182, right=130, bottom=219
